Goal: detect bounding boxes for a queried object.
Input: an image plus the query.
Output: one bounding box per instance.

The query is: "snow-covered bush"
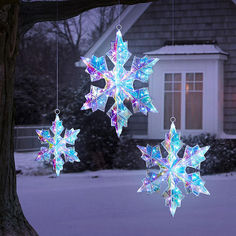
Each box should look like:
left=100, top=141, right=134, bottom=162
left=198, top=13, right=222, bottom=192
left=111, top=134, right=236, bottom=175
left=111, top=136, right=145, bottom=170
left=59, top=87, right=120, bottom=172
left=182, top=134, right=236, bottom=174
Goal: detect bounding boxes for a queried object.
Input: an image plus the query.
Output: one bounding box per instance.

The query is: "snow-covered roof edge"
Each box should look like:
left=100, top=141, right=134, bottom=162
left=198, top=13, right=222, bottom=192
left=75, top=3, right=152, bottom=67
left=145, top=44, right=228, bottom=56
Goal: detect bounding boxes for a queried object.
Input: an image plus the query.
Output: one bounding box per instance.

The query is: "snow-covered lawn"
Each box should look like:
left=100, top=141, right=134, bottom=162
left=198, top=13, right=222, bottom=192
left=15, top=152, right=53, bottom=176
left=16, top=152, right=236, bottom=236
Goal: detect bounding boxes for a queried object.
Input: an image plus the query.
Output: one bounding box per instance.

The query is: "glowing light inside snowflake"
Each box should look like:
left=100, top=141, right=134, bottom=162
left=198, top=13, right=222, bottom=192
left=36, top=114, right=80, bottom=176
left=137, top=122, right=210, bottom=216
left=81, top=29, right=158, bottom=136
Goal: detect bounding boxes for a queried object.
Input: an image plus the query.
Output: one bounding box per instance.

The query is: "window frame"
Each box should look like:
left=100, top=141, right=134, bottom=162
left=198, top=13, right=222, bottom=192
left=162, top=71, right=204, bottom=132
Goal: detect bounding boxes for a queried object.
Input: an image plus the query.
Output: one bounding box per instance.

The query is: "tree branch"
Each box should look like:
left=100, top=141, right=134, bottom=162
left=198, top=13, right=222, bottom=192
left=19, top=0, right=158, bottom=35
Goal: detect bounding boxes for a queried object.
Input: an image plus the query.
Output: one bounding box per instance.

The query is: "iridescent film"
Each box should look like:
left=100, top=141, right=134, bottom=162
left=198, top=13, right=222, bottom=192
left=36, top=114, right=80, bottom=176
left=137, top=122, right=210, bottom=216
left=81, top=29, right=158, bottom=136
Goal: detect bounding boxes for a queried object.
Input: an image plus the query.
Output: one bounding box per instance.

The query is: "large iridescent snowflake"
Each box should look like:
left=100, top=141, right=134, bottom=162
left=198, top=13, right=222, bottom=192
left=36, top=114, right=80, bottom=176
left=81, top=29, right=158, bottom=136
left=137, top=122, right=210, bottom=216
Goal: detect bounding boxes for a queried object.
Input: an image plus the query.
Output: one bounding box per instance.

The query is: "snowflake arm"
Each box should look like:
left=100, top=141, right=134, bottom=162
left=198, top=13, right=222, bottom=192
left=130, top=56, right=159, bottom=83
left=129, top=88, right=157, bottom=115
left=176, top=145, right=210, bottom=196
left=36, top=114, right=80, bottom=176
left=161, top=122, right=183, bottom=154
left=106, top=29, right=131, bottom=65
left=107, top=99, right=132, bottom=137
left=137, top=144, right=162, bottom=168
left=137, top=171, right=162, bottom=193
left=162, top=185, right=184, bottom=217
left=64, top=128, right=81, bottom=145
left=36, top=146, right=51, bottom=162
left=81, top=29, right=158, bottom=136
left=81, top=86, right=109, bottom=112
left=81, top=56, right=111, bottom=82
left=183, top=172, right=210, bottom=196
left=51, top=114, right=64, bottom=136
left=181, top=145, right=210, bottom=170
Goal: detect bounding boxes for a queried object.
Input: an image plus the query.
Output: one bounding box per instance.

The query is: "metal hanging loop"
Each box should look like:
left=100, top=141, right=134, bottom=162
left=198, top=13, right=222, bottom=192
left=55, top=109, right=60, bottom=115
left=170, top=116, right=176, bottom=123
left=116, top=24, right=122, bottom=31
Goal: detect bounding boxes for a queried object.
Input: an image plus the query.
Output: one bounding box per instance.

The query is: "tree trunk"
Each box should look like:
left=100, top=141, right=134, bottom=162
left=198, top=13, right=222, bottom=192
left=0, top=3, right=38, bottom=235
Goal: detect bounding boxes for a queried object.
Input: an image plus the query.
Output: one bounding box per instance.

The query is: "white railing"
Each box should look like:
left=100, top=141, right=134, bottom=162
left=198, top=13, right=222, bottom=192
left=14, top=125, right=50, bottom=152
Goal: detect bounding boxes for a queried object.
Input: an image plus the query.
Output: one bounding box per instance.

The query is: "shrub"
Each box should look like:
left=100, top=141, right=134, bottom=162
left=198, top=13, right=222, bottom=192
left=60, top=87, right=120, bottom=172
left=111, top=133, right=236, bottom=175
left=182, top=134, right=236, bottom=175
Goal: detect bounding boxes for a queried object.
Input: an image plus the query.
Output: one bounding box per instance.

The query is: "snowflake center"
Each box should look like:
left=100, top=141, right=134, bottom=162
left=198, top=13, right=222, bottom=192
left=53, top=136, right=66, bottom=153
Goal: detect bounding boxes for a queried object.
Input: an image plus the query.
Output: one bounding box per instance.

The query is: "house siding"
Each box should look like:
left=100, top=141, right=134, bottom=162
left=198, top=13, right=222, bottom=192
left=124, top=0, right=236, bottom=135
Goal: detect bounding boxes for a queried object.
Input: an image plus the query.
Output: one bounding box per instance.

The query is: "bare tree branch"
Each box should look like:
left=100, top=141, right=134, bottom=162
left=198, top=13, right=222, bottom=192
left=19, top=0, right=159, bottom=34
left=75, top=16, right=82, bottom=48
left=64, top=20, right=74, bottom=46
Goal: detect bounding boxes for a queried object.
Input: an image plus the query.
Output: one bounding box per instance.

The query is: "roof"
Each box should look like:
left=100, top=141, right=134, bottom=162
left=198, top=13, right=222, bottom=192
left=76, top=0, right=236, bottom=67
left=145, top=44, right=228, bottom=55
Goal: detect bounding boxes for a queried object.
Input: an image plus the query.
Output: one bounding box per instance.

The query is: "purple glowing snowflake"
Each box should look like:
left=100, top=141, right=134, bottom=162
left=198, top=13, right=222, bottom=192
left=81, top=29, right=158, bottom=136
left=36, top=114, right=80, bottom=176
left=137, top=122, right=210, bottom=216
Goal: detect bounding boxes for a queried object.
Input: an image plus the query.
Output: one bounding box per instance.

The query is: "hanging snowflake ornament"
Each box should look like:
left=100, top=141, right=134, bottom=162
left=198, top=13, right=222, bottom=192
left=81, top=27, right=158, bottom=136
left=137, top=120, right=210, bottom=216
left=36, top=112, right=80, bottom=176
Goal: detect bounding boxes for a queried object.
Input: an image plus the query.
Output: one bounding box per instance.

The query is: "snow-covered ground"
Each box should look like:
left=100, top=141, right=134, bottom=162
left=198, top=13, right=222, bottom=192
left=16, top=152, right=236, bottom=236
left=15, top=152, right=53, bottom=176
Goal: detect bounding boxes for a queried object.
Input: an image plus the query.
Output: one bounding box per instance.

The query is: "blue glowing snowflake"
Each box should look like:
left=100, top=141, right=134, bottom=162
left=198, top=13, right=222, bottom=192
left=137, top=122, right=210, bottom=216
left=36, top=114, right=80, bottom=176
left=81, top=29, right=158, bottom=136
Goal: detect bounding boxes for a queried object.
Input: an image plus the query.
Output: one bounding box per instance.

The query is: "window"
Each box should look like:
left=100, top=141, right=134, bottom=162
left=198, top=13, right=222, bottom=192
left=164, top=73, right=181, bottom=129
left=185, top=73, right=203, bottom=129
left=164, top=72, right=203, bottom=130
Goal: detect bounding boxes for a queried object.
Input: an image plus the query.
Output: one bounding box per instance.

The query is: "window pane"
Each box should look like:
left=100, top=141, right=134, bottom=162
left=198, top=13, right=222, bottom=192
left=185, top=92, right=202, bottom=129
left=186, top=82, right=194, bottom=91
left=165, top=83, right=172, bottom=90
left=164, top=92, right=181, bottom=129
left=186, top=73, right=194, bottom=81
left=174, top=82, right=181, bottom=91
left=195, top=73, right=203, bottom=81
left=174, top=73, right=181, bottom=81
left=165, top=73, right=172, bottom=81
left=195, top=82, right=203, bottom=90
left=164, top=73, right=181, bottom=130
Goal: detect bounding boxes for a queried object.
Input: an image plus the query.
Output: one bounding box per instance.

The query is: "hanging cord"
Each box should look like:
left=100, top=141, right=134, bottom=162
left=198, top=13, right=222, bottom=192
left=116, top=0, right=122, bottom=30
left=118, top=0, right=121, bottom=25
left=171, top=0, right=175, bottom=120
left=171, top=0, right=175, bottom=46
left=55, top=0, right=59, bottom=114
